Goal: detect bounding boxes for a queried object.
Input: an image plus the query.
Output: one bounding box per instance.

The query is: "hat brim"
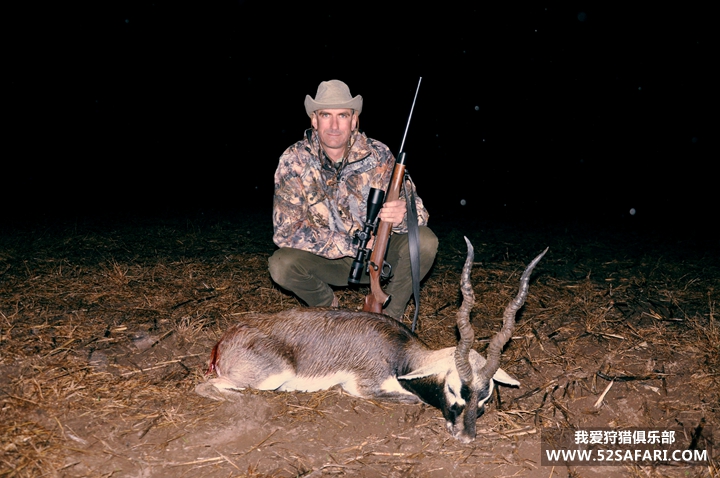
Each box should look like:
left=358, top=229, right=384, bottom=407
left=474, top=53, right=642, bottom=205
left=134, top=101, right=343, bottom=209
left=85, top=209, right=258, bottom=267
left=304, top=95, right=363, bottom=117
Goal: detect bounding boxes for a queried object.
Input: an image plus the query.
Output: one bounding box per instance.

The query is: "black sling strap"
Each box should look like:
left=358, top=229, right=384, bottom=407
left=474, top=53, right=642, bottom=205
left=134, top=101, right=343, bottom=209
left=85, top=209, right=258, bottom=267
left=404, top=173, right=421, bottom=332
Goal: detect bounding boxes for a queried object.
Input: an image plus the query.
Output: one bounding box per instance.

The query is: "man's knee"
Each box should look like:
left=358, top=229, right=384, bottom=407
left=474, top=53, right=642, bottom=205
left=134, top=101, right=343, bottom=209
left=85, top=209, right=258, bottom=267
left=419, top=227, right=439, bottom=257
left=268, top=248, right=301, bottom=286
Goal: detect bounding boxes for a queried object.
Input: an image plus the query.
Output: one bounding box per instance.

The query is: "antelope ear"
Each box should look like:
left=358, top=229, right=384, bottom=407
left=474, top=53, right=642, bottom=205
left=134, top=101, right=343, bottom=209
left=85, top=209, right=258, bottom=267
left=398, top=356, right=454, bottom=381
left=493, top=367, right=520, bottom=387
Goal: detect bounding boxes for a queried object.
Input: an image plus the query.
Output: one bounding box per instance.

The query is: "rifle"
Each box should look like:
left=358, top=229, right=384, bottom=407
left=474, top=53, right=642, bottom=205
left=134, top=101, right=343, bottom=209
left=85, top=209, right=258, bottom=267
left=351, top=78, right=422, bottom=318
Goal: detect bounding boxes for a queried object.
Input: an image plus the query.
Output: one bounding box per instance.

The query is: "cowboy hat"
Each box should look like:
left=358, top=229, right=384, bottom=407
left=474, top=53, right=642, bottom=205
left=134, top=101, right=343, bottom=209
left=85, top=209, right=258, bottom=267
left=304, top=80, right=363, bottom=117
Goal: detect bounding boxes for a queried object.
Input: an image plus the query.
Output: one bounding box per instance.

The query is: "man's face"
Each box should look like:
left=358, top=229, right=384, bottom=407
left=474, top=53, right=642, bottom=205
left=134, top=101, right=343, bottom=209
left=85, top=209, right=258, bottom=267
left=311, top=108, right=357, bottom=161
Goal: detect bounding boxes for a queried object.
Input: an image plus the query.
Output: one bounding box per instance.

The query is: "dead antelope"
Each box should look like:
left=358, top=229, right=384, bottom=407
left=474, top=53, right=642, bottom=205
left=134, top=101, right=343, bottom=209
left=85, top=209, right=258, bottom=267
left=196, top=238, right=547, bottom=443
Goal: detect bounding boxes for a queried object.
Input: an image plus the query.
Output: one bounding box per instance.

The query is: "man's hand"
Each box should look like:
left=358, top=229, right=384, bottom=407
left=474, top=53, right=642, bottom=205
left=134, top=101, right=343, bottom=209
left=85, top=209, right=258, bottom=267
left=366, top=199, right=406, bottom=250
left=378, top=199, right=406, bottom=226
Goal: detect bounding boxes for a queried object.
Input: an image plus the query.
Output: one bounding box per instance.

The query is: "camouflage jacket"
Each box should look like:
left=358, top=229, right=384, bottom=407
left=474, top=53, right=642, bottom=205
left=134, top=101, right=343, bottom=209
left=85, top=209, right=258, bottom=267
left=273, top=129, right=430, bottom=259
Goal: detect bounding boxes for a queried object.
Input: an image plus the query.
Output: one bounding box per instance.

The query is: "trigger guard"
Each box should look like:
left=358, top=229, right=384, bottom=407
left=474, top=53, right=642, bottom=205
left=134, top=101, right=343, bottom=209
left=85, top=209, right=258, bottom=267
left=381, top=262, right=392, bottom=280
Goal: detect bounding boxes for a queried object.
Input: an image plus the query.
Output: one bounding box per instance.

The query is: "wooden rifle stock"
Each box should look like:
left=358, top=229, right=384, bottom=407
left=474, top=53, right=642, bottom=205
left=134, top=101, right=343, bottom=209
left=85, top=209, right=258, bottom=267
left=363, top=152, right=407, bottom=313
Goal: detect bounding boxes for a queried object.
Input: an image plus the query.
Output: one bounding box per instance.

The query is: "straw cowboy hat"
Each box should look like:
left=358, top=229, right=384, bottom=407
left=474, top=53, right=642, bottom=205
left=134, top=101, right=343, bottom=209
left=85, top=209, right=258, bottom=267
left=304, top=80, right=363, bottom=117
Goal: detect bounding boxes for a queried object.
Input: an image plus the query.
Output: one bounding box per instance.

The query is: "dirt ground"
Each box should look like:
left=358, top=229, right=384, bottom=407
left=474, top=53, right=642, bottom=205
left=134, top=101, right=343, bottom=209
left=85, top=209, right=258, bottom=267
left=1, top=208, right=718, bottom=477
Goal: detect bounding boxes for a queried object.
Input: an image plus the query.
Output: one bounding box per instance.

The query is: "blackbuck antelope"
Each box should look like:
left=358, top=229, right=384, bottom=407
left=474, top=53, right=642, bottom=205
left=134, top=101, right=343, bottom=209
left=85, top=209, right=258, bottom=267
left=196, top=238, right=547, bottom=443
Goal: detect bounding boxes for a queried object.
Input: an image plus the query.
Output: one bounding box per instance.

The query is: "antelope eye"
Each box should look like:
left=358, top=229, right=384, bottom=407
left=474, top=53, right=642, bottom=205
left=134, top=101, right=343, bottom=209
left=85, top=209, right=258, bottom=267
left=476, top=383, right=493, bottom=409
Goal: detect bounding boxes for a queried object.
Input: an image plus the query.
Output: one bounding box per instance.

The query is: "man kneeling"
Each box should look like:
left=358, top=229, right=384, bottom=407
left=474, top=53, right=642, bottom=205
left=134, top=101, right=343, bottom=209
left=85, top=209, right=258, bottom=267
left=268, top=79, right=437, bottom=320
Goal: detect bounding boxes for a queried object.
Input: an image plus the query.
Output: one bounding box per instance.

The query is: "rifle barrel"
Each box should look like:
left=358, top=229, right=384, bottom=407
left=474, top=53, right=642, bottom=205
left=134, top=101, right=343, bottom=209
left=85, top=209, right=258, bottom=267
left=398, top=77, right=422, bottom=153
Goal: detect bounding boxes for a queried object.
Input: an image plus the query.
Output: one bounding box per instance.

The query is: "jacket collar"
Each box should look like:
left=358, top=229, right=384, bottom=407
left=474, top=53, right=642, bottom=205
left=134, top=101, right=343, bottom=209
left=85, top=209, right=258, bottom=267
left=305, top=129, right=373, bottom=167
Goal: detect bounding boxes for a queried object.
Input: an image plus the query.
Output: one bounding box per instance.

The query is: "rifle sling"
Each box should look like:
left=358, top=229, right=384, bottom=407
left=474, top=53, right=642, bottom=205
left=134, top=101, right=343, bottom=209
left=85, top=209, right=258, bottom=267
left=404, top=173, right=421, bottom=332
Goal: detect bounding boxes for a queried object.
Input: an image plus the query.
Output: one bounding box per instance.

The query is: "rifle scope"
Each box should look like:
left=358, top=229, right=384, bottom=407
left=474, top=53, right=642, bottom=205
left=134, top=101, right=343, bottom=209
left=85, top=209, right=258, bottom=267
left=348, top=188, right=385, bottom=284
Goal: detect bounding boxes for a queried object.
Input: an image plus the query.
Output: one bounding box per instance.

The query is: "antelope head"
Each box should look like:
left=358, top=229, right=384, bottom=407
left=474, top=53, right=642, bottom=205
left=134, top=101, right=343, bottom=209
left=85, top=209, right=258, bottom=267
left=399, top=237, right=547, bottom=443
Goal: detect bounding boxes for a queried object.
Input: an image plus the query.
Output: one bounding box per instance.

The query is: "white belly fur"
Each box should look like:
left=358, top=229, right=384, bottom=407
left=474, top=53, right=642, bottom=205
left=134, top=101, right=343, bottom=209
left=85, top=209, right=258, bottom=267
left=255, top=372, right=416, bottom=399
left=261, top=371, right=360, bottom=395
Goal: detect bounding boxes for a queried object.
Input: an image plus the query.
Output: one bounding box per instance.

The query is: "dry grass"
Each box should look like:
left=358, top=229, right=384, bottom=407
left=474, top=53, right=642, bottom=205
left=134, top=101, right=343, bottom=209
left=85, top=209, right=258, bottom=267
left=1, top=210, right=718, bottom=477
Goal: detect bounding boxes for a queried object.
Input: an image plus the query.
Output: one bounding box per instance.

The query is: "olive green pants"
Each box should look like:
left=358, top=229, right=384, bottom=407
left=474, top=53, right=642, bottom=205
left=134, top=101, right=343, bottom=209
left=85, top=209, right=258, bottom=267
left=268, top=226, right=438, bottom=319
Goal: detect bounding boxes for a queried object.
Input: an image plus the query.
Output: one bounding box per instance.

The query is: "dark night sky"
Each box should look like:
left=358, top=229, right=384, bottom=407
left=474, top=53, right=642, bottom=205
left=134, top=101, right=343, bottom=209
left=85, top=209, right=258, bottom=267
left=7, top=3, right=711, bottom=230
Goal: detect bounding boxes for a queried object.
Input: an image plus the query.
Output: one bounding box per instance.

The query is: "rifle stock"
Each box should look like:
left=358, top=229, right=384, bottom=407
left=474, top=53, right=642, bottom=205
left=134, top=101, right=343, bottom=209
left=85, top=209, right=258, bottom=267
left=363, top=152, right=407, bottom=313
